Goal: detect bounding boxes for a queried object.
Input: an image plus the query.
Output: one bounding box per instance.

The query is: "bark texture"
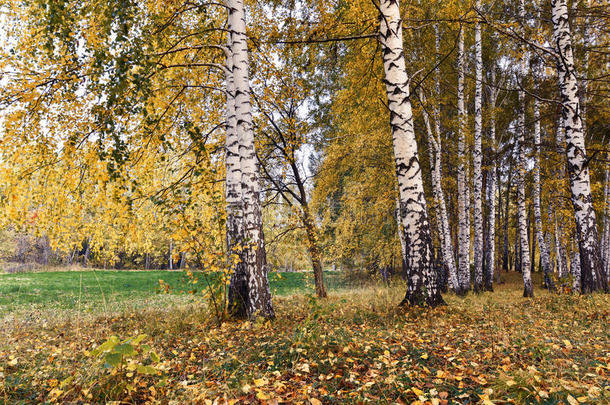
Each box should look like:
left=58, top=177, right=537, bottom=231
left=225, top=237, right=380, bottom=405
left=484, top=67, right=497, bottom=291
left=419, top=87, right=458, bottom=293
left=532, top=97, right=555, bottom=291
left=551, top=0, right=607, bottom=293
left=518, top=0, right=533, bottom=297
left=228, top=0, right=274, bottom=318
left=472, top=0, right=484, bottom=293
left=379, top=0, right=444, bottom=307
left=456, top=27, right=470, bottom=295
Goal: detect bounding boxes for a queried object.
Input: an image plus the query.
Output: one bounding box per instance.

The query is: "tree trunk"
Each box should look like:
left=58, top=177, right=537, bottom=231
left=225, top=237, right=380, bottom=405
left=502, top=161, right=512, bottom=274
left=472, top=0, right=484, bottom=292
left=419, top=88, right=459, bottom=292
left=168, top=241, right=174, bottom=270
left=518, top=0, right=533, bottom=297
left=228, top=0, right=274, bottom=318
left=571, top=240, right=581, bottom=291
left=302, top=204, right=327, bottom=298
left=602, top=159, right=610, bottom=283
left=379, top=0, right=444, bottom=307
left=551, top=0, right=607, bottom=293
left=484, top=67, right=497, bottom=291
left=456, top=27, right=470, bottom=295
left=532, top=97, right=555, bottom=290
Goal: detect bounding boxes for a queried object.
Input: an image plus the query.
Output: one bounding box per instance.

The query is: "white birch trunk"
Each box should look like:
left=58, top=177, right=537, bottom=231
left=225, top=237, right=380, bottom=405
left=571, top=240, right=581, bottom=291
left=484, top=67, right=497, bottom=291
left=379, top=0, right=444, bottom=307
left=229, top=0, right=274, bottom=318
left=532, top=97, right=555, bottom=290
left=551, top=0, right=607, bottom=293
left=225, top=18, right=249, bottom=318
left=419, top=88, right=458, bottom=292
left=456, top=27, right=470, bottom=295
left=472, top=0, right=484, bottom=292
left=518, top=0, right=533, bottom=297
left=602, top=161, right=610, bottom=283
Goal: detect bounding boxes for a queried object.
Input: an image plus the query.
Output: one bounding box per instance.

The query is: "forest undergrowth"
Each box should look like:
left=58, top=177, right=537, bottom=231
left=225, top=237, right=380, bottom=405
left=1, top=273, right=608, bottom=404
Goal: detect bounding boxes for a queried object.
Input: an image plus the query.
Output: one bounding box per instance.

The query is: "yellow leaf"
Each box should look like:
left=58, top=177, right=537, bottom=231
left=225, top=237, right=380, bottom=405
left=256, top=390, right=270, bottom=400
left=567, top=395, right=579, bottom=405
left=412, top=387, right=424, bottom=396
left=309, top=399, right=322, bottom=405
left=254, top=378, right=268, bottom=387
left=420, top=353, right=429, bottom=360
left=241, top=384, right=252, bottom=393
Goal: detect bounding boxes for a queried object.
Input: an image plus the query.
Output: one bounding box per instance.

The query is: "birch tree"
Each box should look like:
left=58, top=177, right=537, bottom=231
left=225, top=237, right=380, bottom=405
left=227, top=0, right=274, bottom=318
left=550, top=0, right=607, bottom=293
left=517, top=0, right=533, bottom=297
left=484, top=66, right=498, bottom=291
left=419, top=87, right=458, bottom=292
left=456, top=27, right=470, bottom=295
left=431, top=24, right=459, bottom=292
left=379, top=0, right=444, bottom=307
left=532, top=95, right=554, bottom=291
left=472, top=0, right=484, bottom=292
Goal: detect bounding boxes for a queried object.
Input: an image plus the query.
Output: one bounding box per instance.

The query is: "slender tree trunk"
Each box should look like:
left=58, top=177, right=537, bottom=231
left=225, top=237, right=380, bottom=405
left=419, top=88, right=459, bottom=292
left=379, top=0, right=444, bottom=307
left=532, top=97, right=555, bottom=290
left=302, top=204, right=327, bottom=298
left=472, top=0, right=484, bottom=292
left=228, top=0, right=274, bottom=318
left=551, top=0, right=607, bottom=293
left=456, top=27, right=470, bottom=295
left=602, top=160, right=610, bottom=283
left=571, top=239, right=581, bottom=291
left=168, top=241, right=174, bottom=270
left=502, top=159, right=513, bottom=273
left=518, top=0, right=533, bottom=297
left=484, top=68, right=497, bottom=291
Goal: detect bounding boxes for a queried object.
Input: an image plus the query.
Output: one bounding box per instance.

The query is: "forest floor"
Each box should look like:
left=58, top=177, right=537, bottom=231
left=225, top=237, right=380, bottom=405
left=0, top=271, right=608, bottom=404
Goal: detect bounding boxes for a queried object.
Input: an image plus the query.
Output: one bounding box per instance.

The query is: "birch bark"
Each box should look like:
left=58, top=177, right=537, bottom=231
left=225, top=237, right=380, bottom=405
left=518, top=0, right=533, bottom=297
left=472, top=0, right=484, bottom=293
left=431, top=24, right=459, bottom=292
left=551, top=0, right=607, bottom=293
left=456, top=27, right=470, bottom=295
left=419, top=88, right=459, bottom=292
left=484, top=67, right=497, bottom=291
left=229, top=0, right=274, bottom=318
left=379, top=0, right=444, bottom=307
left=532, top=97, right=555, bottom=290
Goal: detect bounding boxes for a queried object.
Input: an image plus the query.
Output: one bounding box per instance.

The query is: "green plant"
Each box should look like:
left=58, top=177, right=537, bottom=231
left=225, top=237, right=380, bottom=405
left=87, top=334, right=162, bottom=400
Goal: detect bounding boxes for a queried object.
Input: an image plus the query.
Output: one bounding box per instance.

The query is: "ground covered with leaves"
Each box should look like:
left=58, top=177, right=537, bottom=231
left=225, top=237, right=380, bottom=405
left=1, top=272, right=608, bottom=404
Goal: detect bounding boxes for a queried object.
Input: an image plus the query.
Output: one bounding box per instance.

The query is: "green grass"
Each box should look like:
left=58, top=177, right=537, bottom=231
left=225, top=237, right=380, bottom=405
left=0, top=269, right=349, bottom=313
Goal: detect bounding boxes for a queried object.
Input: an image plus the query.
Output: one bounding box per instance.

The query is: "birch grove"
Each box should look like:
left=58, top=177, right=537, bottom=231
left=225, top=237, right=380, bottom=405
left=0, top=0, right=608, bottom=324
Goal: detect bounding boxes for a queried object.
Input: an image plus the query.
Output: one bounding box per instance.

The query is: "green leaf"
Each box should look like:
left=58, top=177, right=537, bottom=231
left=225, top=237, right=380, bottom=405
left=104, top=352, right=122, bottom=368
left=136, top=365, right=158, bottom=375
left=90, top=336, right=120, bottom=357
left=131, top=334, right=148, bottom=346
left=113, top=343, right=136, bottom=356
left=150, top=351, right=160, bottom=363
